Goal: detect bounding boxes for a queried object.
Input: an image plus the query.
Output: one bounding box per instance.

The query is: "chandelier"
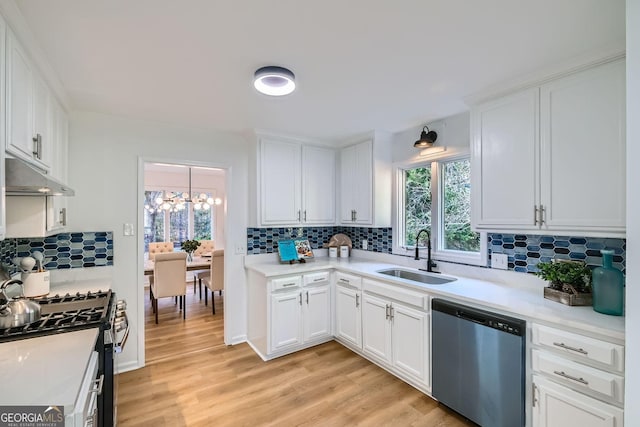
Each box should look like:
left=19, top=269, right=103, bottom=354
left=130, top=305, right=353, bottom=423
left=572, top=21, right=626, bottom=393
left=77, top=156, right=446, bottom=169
left=145, top=167, right=222, bottom=213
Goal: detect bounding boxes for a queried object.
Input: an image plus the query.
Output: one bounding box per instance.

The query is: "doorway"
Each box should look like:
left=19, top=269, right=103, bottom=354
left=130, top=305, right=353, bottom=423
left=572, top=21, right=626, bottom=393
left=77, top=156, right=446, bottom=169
left=141, top=161, right=227, bottom=364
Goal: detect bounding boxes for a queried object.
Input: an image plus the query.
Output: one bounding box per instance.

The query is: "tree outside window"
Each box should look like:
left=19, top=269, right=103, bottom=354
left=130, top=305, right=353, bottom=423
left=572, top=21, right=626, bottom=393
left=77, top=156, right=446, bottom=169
left=399, top=157, right=483, bottom=263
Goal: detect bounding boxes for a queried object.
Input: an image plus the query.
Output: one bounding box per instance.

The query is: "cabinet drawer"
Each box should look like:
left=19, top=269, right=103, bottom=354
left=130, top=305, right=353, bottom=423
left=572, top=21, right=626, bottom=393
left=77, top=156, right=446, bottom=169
left=303, top=271, right=330, bottom=286
left=532, top=324, right=624, bottom=372
left=271, top=276, right=302, bottom=291
left=335, top=272, right=362, bottom=289
left=363, top=278, right=427, bottom=310
left=532, top=349, right=624, bottom=403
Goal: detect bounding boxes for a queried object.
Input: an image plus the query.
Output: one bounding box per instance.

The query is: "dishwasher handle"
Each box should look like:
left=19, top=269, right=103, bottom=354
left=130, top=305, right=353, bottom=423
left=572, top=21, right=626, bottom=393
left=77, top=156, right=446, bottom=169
left=457, top=310, right=489, bottom=326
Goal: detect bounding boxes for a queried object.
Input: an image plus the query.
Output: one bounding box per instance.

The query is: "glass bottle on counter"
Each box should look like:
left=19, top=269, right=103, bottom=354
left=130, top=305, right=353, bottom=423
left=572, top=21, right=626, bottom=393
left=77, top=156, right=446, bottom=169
left=592, top=249, right=624, bottom=316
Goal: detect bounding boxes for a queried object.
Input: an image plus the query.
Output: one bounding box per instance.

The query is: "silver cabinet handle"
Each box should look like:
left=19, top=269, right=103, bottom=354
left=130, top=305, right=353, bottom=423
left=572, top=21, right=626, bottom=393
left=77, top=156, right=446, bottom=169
left=282, top=283, right=297, bottom=287
left=297, top=210, right=301, bottom=222
left=32, top=134, right=42, bottom=159
left=534, top=205, right=539, bottom=226
left=59, top=208, right=67, bottom=226
left=306, top=291, right=309, bottom=305
left=353, top=210, right=357, bottom=221
left=338, top=278, right=350, bottom=284
left=355, top=294, right=359, bottom=308
left=390, top=305, right=394, bottom=321
left=299, top=293, right=302, bottom=305
left=385, top=304, right=390, bottom=320
left=553, top=342, right=589, bottom=355
left=313, top=277, right=324, bottom=282
left=553, top=370, right=589, bottom=385
left=304, top=210, right=307, bottom=222
left=539, top=205, right=546, bottom=225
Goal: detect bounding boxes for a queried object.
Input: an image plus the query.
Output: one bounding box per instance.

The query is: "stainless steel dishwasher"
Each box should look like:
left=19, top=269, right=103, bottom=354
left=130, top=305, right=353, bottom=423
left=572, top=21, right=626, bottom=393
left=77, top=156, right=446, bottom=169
left=432, top=298, right=526, bottom=427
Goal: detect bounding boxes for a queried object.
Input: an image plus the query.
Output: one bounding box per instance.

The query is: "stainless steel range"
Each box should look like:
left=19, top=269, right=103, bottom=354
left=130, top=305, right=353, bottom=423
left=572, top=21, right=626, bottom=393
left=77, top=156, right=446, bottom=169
left=0, top=290, right=129, bottom=427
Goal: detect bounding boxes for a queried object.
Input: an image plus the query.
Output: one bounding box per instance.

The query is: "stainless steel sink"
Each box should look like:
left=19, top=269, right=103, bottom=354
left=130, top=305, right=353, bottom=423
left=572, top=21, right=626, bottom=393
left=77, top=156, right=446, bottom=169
left=376, top=268, right=456, bottom=285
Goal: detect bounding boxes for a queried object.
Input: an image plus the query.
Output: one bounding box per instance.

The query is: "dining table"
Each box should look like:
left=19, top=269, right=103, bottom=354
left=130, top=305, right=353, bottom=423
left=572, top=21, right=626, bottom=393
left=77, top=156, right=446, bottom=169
left=144, top=254, right=211, bottom=276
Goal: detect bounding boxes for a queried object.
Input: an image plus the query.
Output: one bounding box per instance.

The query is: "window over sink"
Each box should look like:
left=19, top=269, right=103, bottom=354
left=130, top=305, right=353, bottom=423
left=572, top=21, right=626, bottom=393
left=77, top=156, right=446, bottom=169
left=395, top=156, right=487, bottom=266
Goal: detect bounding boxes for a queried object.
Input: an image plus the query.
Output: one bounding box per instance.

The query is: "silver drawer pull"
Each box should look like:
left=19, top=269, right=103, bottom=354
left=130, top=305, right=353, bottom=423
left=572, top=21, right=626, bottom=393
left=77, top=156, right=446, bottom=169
left=339, top=278, right=349, bottom=283
left=553, top=370, right=589, bottom=385
left=553, top=342, right=589, bottom=355
left=282, top=283, right=297, bottom=287
left=313, top=277, right=325, bottom=282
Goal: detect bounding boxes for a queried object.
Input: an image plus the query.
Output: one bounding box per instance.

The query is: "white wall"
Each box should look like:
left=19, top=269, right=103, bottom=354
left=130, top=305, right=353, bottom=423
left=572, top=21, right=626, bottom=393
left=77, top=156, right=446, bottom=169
left=391, top=112, right=470, bottom=164
left=625, top=0, right=639, bottom=424
left=67, top=111, right=250, bottom=370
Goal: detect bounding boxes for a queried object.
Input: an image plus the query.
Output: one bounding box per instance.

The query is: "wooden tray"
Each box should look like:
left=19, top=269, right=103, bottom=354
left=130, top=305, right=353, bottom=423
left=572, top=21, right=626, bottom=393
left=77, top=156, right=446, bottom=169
left=544, top=287, right=593, bottom=306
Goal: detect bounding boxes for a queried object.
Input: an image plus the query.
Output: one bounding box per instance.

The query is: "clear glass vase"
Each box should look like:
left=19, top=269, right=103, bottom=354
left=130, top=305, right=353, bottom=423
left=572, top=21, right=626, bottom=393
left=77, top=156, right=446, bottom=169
left=592, top=249, right=624, bottom=316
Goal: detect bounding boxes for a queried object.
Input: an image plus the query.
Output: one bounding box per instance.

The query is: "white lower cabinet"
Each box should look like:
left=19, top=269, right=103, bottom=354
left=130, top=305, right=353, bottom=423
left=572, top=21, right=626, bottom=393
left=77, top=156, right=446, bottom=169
left=362, top=292, right=429, bottom=386
left=335, top=284, right=362, bottom=349
left=531, top=323, right=624, bottom=427
left=533, top=375, right=623, bottom=427
left=247, top=270, right=332, bottom=360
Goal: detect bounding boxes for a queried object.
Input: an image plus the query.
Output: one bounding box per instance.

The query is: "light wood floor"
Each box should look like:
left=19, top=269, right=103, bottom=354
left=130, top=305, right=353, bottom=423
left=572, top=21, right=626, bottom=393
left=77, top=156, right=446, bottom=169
left=117, top=284, right=475, bottom=426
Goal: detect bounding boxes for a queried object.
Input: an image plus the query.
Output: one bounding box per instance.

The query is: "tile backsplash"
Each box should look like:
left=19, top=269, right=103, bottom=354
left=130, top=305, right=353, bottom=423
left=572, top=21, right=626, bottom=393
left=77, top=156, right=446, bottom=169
left=247, top=227, right=626, bottom=277
left=247, top=227, right=393, bottom=255
left=489, top=233, right=625, bottom=274
left=1, top=232, right=114, bottom=274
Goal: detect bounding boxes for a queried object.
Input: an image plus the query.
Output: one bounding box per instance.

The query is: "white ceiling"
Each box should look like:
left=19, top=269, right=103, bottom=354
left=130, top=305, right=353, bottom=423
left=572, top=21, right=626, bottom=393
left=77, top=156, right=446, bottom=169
left=15, top=0, right=625, bottom=142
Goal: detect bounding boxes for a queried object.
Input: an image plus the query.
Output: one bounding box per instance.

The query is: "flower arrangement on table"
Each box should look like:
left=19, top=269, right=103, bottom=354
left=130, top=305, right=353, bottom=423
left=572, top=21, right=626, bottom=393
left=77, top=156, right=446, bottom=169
left=181, top=239, right=201, bottom=261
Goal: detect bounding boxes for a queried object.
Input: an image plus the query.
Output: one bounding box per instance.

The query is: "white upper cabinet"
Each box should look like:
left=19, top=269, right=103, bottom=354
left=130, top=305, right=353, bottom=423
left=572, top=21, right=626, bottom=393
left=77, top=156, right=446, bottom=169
left=340, top=140, right=373, bottom=224
left=0, top=15, right=6, bottom=240
left=471, top=88, right=539, bottom=229
left=539, top=60, right=626, bottom=232
left=258, top=136, right=335, bottom=226
left=5, top=28, right=52, bottom=171
left=338, top=133, right=392, bottom=227
left=471, top=58, right=626, bottom=236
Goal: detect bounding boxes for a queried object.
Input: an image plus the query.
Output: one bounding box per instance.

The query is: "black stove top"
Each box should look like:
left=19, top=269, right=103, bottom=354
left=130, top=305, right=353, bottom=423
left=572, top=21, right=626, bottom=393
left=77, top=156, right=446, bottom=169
left=0, top=290, right=113, bottom=343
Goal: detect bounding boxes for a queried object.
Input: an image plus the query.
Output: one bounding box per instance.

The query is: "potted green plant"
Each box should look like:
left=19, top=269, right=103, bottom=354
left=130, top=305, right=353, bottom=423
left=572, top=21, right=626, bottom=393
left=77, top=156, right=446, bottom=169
left=181, top=239, right=201, bottom=261
left=535, top=260, right=593, bottom=306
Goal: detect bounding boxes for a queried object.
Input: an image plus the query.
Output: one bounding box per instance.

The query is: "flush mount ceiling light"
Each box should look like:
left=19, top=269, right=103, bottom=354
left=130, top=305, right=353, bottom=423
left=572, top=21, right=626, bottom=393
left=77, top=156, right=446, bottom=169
left=414, top=126, right=438, bottom=148
left=253, top=66, right=296, bottom=96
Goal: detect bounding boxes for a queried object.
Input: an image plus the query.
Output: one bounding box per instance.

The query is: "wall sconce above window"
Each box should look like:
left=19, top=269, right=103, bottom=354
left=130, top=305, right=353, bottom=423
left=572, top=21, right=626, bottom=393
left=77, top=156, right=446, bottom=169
left=414, top=126, right=438, bottom=148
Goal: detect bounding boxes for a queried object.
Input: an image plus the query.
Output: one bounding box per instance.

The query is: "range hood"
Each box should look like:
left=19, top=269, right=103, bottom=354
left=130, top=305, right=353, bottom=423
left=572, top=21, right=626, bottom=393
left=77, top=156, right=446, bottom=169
left=5, top=158, right=75, bottom=196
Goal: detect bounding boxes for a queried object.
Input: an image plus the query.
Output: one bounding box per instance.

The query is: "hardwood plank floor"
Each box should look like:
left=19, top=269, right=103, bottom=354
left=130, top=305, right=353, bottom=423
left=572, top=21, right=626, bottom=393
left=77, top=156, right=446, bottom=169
left=117, top=285, right=474, bottom=426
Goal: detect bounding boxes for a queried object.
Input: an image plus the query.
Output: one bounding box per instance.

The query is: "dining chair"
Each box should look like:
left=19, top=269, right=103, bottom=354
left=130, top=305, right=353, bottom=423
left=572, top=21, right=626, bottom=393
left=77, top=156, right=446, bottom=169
left=147, top=242, right=175, bottom=300
left=150, top=252, right=187, bottom=324
left=192, top=240, right=214, bottom=295
left=202, top=249, right=224, bottom=315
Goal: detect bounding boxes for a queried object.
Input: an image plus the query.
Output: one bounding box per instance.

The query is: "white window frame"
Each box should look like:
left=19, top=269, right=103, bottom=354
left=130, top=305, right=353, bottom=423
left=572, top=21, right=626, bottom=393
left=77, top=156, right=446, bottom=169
left=392, top=153, right=487, bottom=267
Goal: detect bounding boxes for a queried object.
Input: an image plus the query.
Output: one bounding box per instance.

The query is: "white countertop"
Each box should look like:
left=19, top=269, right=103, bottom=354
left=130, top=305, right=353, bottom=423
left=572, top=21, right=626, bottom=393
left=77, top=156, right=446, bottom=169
left=246, top=257, right=625, bottom=341
left=0, top=328, right=99, bottom=411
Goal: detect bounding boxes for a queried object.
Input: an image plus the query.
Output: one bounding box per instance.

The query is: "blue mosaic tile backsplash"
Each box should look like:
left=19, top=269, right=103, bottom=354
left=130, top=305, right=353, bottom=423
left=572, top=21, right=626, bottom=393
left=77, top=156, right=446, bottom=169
left=489, top=233, right=626, bottom=274
left=246, top=227, right=626, bottom=277
left=247, top=227, right=393, bottom=255
left=0, top=232, right=114, bottom=274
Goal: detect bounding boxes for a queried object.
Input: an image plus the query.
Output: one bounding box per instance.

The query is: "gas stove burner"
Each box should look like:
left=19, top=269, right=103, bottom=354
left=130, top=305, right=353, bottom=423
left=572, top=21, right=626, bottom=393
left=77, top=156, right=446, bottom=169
left=36, top=290, right=110, bottom=305
left=0, top=290, right=113, bottom=342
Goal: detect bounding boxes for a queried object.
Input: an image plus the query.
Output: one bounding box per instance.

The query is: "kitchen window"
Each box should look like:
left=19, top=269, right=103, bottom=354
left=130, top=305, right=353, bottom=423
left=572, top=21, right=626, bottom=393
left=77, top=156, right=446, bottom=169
left=395, top=156, right=487, bottom=266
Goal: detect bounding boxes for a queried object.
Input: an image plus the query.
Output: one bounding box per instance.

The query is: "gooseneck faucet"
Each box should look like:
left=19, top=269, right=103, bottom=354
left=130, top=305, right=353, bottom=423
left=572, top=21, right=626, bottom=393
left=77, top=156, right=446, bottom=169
left=414, top=228, right=435, bottom=273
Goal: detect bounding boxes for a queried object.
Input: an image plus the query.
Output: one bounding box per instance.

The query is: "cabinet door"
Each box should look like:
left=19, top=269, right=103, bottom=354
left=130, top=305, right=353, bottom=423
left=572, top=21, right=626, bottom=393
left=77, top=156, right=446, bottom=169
left=362, top=293, right=392, bottom=363
left=340, top=140, right=373, bottom=224
left=303, top=285, right=331, bottom=342
left=533, top=375, right=623, bottom=427
left=32, top=73, right=51, bottom=170
left=259, top=138, right=302, bottom=225
left=302, top=145, right=335, bottom=224
left=540, top=60, right=626, bottom=233
left=6, top=30, right=35, bottom=164
left=270, top=291, right=303, bottom=352
left=391, top=304, right=429, bottom=384
left=335, top=285, right=362, bottom=348
left=48, top=102, right=68, bottom=232
left=471, top=89, right=539, bottom=229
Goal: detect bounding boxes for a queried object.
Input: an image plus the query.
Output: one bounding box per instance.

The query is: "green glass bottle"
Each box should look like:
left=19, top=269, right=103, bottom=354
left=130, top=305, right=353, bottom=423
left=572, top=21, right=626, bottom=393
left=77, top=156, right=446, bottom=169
left=592, top=249, right=624, bottom=316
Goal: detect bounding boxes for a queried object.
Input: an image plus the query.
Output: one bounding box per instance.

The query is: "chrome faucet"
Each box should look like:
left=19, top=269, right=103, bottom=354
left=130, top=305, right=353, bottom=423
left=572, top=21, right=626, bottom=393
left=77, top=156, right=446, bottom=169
left=414, top=229, right=436, bottom=273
